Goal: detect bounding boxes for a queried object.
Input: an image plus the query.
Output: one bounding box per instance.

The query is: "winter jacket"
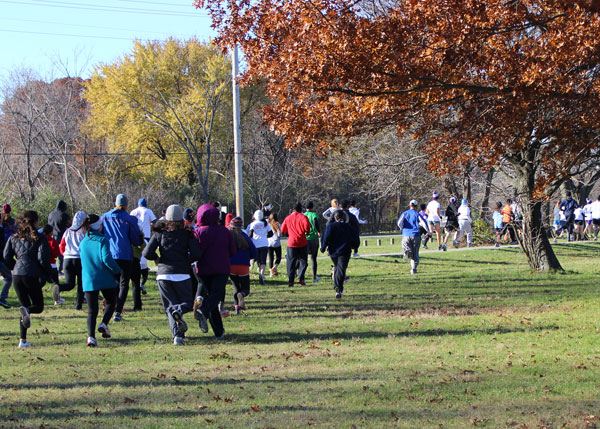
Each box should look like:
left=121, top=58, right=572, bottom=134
left=59, top=211, right=87, bottom=259
left=48, top=200, right=71, bottom=240
left=194, top=204, right=237, bottom=276
left=281, top=211, right=311, bottom=248
left=45, top=233, right=60, bottom=266
left=3, top=217, right=16, bottom=243
left=320, top=221, right=360, bottom=258
left=143, top=227, right=201, bottom=276
left=79, top=230, right=121, bottom=292
left=445, top=204, right=459, bottom=228
left=560, top=198, right=578, bottom=218
left=101, top=208, right=142, bottom=261
left=3, top=232, right=53, bottom=280
left=230, top=232, right=258, bottom=266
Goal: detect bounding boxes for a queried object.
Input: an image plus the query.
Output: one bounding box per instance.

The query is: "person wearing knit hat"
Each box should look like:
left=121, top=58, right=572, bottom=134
left=143, top=205, right=201, bottom=345
left=79, top=214, right=121, bottom=347
left=455, top=199, right=474, bottom=248
left=228, top=216, right=257, bottom=315
left=101, top=194, right=142, bottom=322
left=130, top=197, right=157, bottom=241
left=246, top=209, right=273, bottom=285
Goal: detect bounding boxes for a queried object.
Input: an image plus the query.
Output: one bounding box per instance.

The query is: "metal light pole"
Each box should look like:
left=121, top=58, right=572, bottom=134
left=232, top=44, right=244, bottom=219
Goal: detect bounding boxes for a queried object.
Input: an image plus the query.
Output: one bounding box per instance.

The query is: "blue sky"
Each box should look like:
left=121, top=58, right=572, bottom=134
left=0, top=0, right=217, bottom=80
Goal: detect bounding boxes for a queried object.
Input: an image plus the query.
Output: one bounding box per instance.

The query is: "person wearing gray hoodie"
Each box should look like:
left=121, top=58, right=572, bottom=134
left=53, top=211, right=87, bottom=309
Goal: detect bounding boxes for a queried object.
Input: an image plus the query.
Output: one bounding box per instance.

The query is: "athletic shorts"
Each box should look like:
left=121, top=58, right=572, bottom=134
left=428, top=220, right=441, bottom=225
left=575, top=220, right=585, bottom=226
left=230, top=264, right=250, bottom=276
left=593, top=219, right=600, bottom=226
left=445, top=225, right=458, bottom=232
left=255, top=247, right=268, bottom=265
left=494, top=228, right=503, bottom=233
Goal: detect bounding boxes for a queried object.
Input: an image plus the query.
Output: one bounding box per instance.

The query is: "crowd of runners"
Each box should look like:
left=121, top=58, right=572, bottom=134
left=0, top=190, right=595, bottom=348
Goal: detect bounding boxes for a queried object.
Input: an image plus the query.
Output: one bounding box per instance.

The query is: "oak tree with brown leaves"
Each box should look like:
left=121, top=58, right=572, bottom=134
left=198, top=0, right=600, bottom=271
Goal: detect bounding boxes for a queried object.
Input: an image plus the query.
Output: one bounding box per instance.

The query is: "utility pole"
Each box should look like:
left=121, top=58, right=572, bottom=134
left=232, top=44, right=244, bottom=219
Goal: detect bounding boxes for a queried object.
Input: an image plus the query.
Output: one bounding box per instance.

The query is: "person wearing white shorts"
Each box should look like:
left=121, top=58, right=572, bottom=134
left=425, top=192, right=443, bottom=251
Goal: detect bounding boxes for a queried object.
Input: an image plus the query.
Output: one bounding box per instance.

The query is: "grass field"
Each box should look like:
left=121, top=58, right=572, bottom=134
left=1, top=242, right=600, bottom=428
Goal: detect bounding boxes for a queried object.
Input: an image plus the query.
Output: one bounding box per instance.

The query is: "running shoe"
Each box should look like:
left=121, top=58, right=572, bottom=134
left=442, top=244, right=447, bottom=251
left=353, top=253, right=361, bottom=258
left=215, top=329, right=226, bottom=340
left=0, top=299, right=11, bottom=309
left=335, top=289, right=342, bottom=299
left=422, top=244, right=428, bottom=249
left=18, top=339, right=31, bottom=348
left=298, top=280, right=306, bottom=286
left=193, top=296, right=204, bottom=319
left=54, top=298, right=66, bottom=306
left=140, top=284, right=147, bottom=295
left=453, top=240, right=458, bottom=248
left=410, top=268, right=417, bottom=275
left=269, top=268, right=275, bottom=278
left=171, top=311, right=188, bottom=337
left=52, top=284, right=61, bottom=303
left=237, top=292, right=245, bottom=310
left=173, top=336, right=184, bottom=346
left=312, top=276, right=320, bottom=283
left=98, top=322, right=111, bottom=338
left=235, top=306, right=242, bottom=315
left=343, top=276, right=350, bottom=283
left=259, top=274, right=265, bottom=285
left=113, top=312, right=124, bottom=322
left=19, top=306, right=30, bottom=329
left=494, top=243, right=500, bottom=248
left=87, top=337, right=97, bottom=347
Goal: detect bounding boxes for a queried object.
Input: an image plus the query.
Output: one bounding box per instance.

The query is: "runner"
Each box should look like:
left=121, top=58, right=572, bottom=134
left=591, top=195, right=600, bottom=240
left=55, top=211, right=87, bottom=308
left=228, top=217, right=257, bottom=315
left=281, top=202, right=311, bottom=287
left=321, top=210, right=359, bottom=298
left=583, top=198, right=593, bottom=239
left=559, top=192, right=578, bottom=242
left=454, top=199, right=474, bottom=247
left=397, top=200, right=430, bottom=274
left=143, top=205, right=201, bottom=345
left=322, top=199, right=340, bottom=222
left=304, top=201, right=321, bottom=282
left=130, top=198, right=157, bottom=241
left=267, top=213, right=282, bottom=277
left=441, top=197, right=459, bottom=251
left=425, top=192, right=443, bottom=250
left=79, top=214, right=121, bottom=347
left=501, top=199, right=517, bottom=244
left=48, top=200, right=71, bottom=274
left=246, top=210, right=272, bottom=285
left=418, top=204, right=429, bottom=249
left=3, top=210, right=53, bottom=348
left=574, top=203, right=585, bottom=241
left=0, top=220, right=12, bottom=309
left=492, top=202, right=504, bottom=247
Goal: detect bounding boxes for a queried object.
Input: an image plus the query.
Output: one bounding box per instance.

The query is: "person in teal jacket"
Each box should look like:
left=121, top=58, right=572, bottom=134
left=79, top=214, right=121, bottom=347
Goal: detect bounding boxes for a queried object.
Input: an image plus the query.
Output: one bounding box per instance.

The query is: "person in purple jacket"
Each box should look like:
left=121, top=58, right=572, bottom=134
left=101, top=194, right=142, bottom=322
left=193, top=204, right=237, bottom=339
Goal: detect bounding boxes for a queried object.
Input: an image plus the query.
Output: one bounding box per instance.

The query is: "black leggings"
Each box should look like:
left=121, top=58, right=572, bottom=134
left=130, top=258, right=143, bottom=310
left=196, top=274, right=227, bottom=337
left=60, top=258, right=84, bottom=309
left=141, top=268, right=149, bottom=285
left=85, top=288, right=118, bottom=338
left=115, top=259, right=132, bottom=314
left=231, top=274, right=250, bottom=306
left=13, top=275, right=44, bottom=340
left=308, top=239, right=319, bottom=279
left=268, top=246, right=281, bottom=269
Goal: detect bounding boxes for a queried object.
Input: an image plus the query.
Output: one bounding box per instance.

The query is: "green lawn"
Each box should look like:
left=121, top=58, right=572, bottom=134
left=1, top=243, right=600, bottom=428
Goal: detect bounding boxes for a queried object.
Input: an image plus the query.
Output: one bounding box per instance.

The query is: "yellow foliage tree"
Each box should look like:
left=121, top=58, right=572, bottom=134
left=83, top=38, right=231, bottom=200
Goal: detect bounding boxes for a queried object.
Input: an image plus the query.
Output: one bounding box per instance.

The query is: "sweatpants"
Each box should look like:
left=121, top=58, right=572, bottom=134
left=268, top=246, right=281, bottom=269
left=286, top=245, right=308, bottom=284
left=85, top=288, right=118, bottom=338
left=115, top=259, right=132, bottom=314
left=130, top=257, right=143, bottom=310
left=13, top=275, right=44, bottom=341
left=231, top=274, right=250, bottom=307
left=402, top=235, right=422, bottom=271
left=455, top=219, right=473, bottom=245
left=59, top=258, right=84, bottom=309
left=158, top=278, right=194, bottom=338
left=196, top=274, right=227, bottom=337
left=0, top=262, right=13, bottom=300
left=331, top=251, right=351, bottom=293
left=307, top=239, right=319, bottom=279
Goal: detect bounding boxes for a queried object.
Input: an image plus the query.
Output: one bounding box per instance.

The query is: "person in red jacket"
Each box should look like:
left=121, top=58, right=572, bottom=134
left=281, top=202, right=311, bottom=287
left=43, top=225, right=62, bottom=296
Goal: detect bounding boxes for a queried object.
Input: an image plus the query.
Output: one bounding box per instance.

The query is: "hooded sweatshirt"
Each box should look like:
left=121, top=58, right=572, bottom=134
left=194, top=204, right=237, bottom=276
left=59, top=211, right=87, bottom=259
left=48, top=200, right=71, bottom=240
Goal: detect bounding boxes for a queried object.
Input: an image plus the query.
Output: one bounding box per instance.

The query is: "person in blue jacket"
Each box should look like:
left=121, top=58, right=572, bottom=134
left=101, top=194, right=141, bottom=322
left=228, top=216, right=257, bottom=315
left=397, top=200, right=430, bottom=275
left=79, top=214, right=121, bottom=347
left=320, top=210, right=359, bottom=299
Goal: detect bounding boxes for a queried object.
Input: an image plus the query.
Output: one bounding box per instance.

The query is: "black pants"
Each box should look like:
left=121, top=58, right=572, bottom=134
left=13, top=275, right=44, bottom=340
left=331, top=252, right=351, bottom=293
left=60, top=258, right=84, bottom=309
left=115, top=259, right=132, bottom=314
left=86, top=288, right=118, bottom=338
left=141, top=268, right=149, bottom=285
left=197, top=274, right=227, bottom=337
left=130, top=258, right=143, bottom=310
left=307, top=239, right=319, bottom=279
left=230, top=274, right=250, bottom=306
left=286, top=245, right=308, bottom=284
left=502, top=223, right=517, bottom=242
left=268, top=246, right=281, bottom=269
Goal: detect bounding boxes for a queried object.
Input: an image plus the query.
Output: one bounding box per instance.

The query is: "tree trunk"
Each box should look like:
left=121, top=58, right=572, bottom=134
left=462, top=161, right=472, bottom=202
left=518, top=198, right=563, bottom=271
left=480, top=167, right=495, bottom=221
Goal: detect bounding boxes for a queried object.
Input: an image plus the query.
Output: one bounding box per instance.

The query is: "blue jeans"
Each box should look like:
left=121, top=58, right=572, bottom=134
left=0, top=262, right=13, bottom=300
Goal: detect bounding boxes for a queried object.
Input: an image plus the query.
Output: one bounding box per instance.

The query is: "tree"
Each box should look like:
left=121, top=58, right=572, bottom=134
left=83, top=38, right=232, bottom=201
left=198, top=0, right=600, bottom=271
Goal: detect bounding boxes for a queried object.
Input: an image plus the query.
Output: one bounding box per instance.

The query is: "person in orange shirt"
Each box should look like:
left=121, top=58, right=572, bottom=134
left=501, top=199, right=517, bottom=244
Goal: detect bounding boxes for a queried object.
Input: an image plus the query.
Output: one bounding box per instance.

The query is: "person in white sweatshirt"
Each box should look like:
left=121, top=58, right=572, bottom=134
left=454, top=199, right=474, bottom=248
left=54, top=211, right=87, bottom=308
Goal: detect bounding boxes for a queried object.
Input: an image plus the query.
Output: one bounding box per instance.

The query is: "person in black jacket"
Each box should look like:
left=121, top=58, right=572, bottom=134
left=3, top=211, right=53, bottom=348
left=559, top=192, right=579, bottom=242
left=143, top=205, right=202, bottom=345
left=441, top=197, right=459, bottom=251
left=48, top=200, right=71, bottom=274
left=320, top=210, right=360, bottom=299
